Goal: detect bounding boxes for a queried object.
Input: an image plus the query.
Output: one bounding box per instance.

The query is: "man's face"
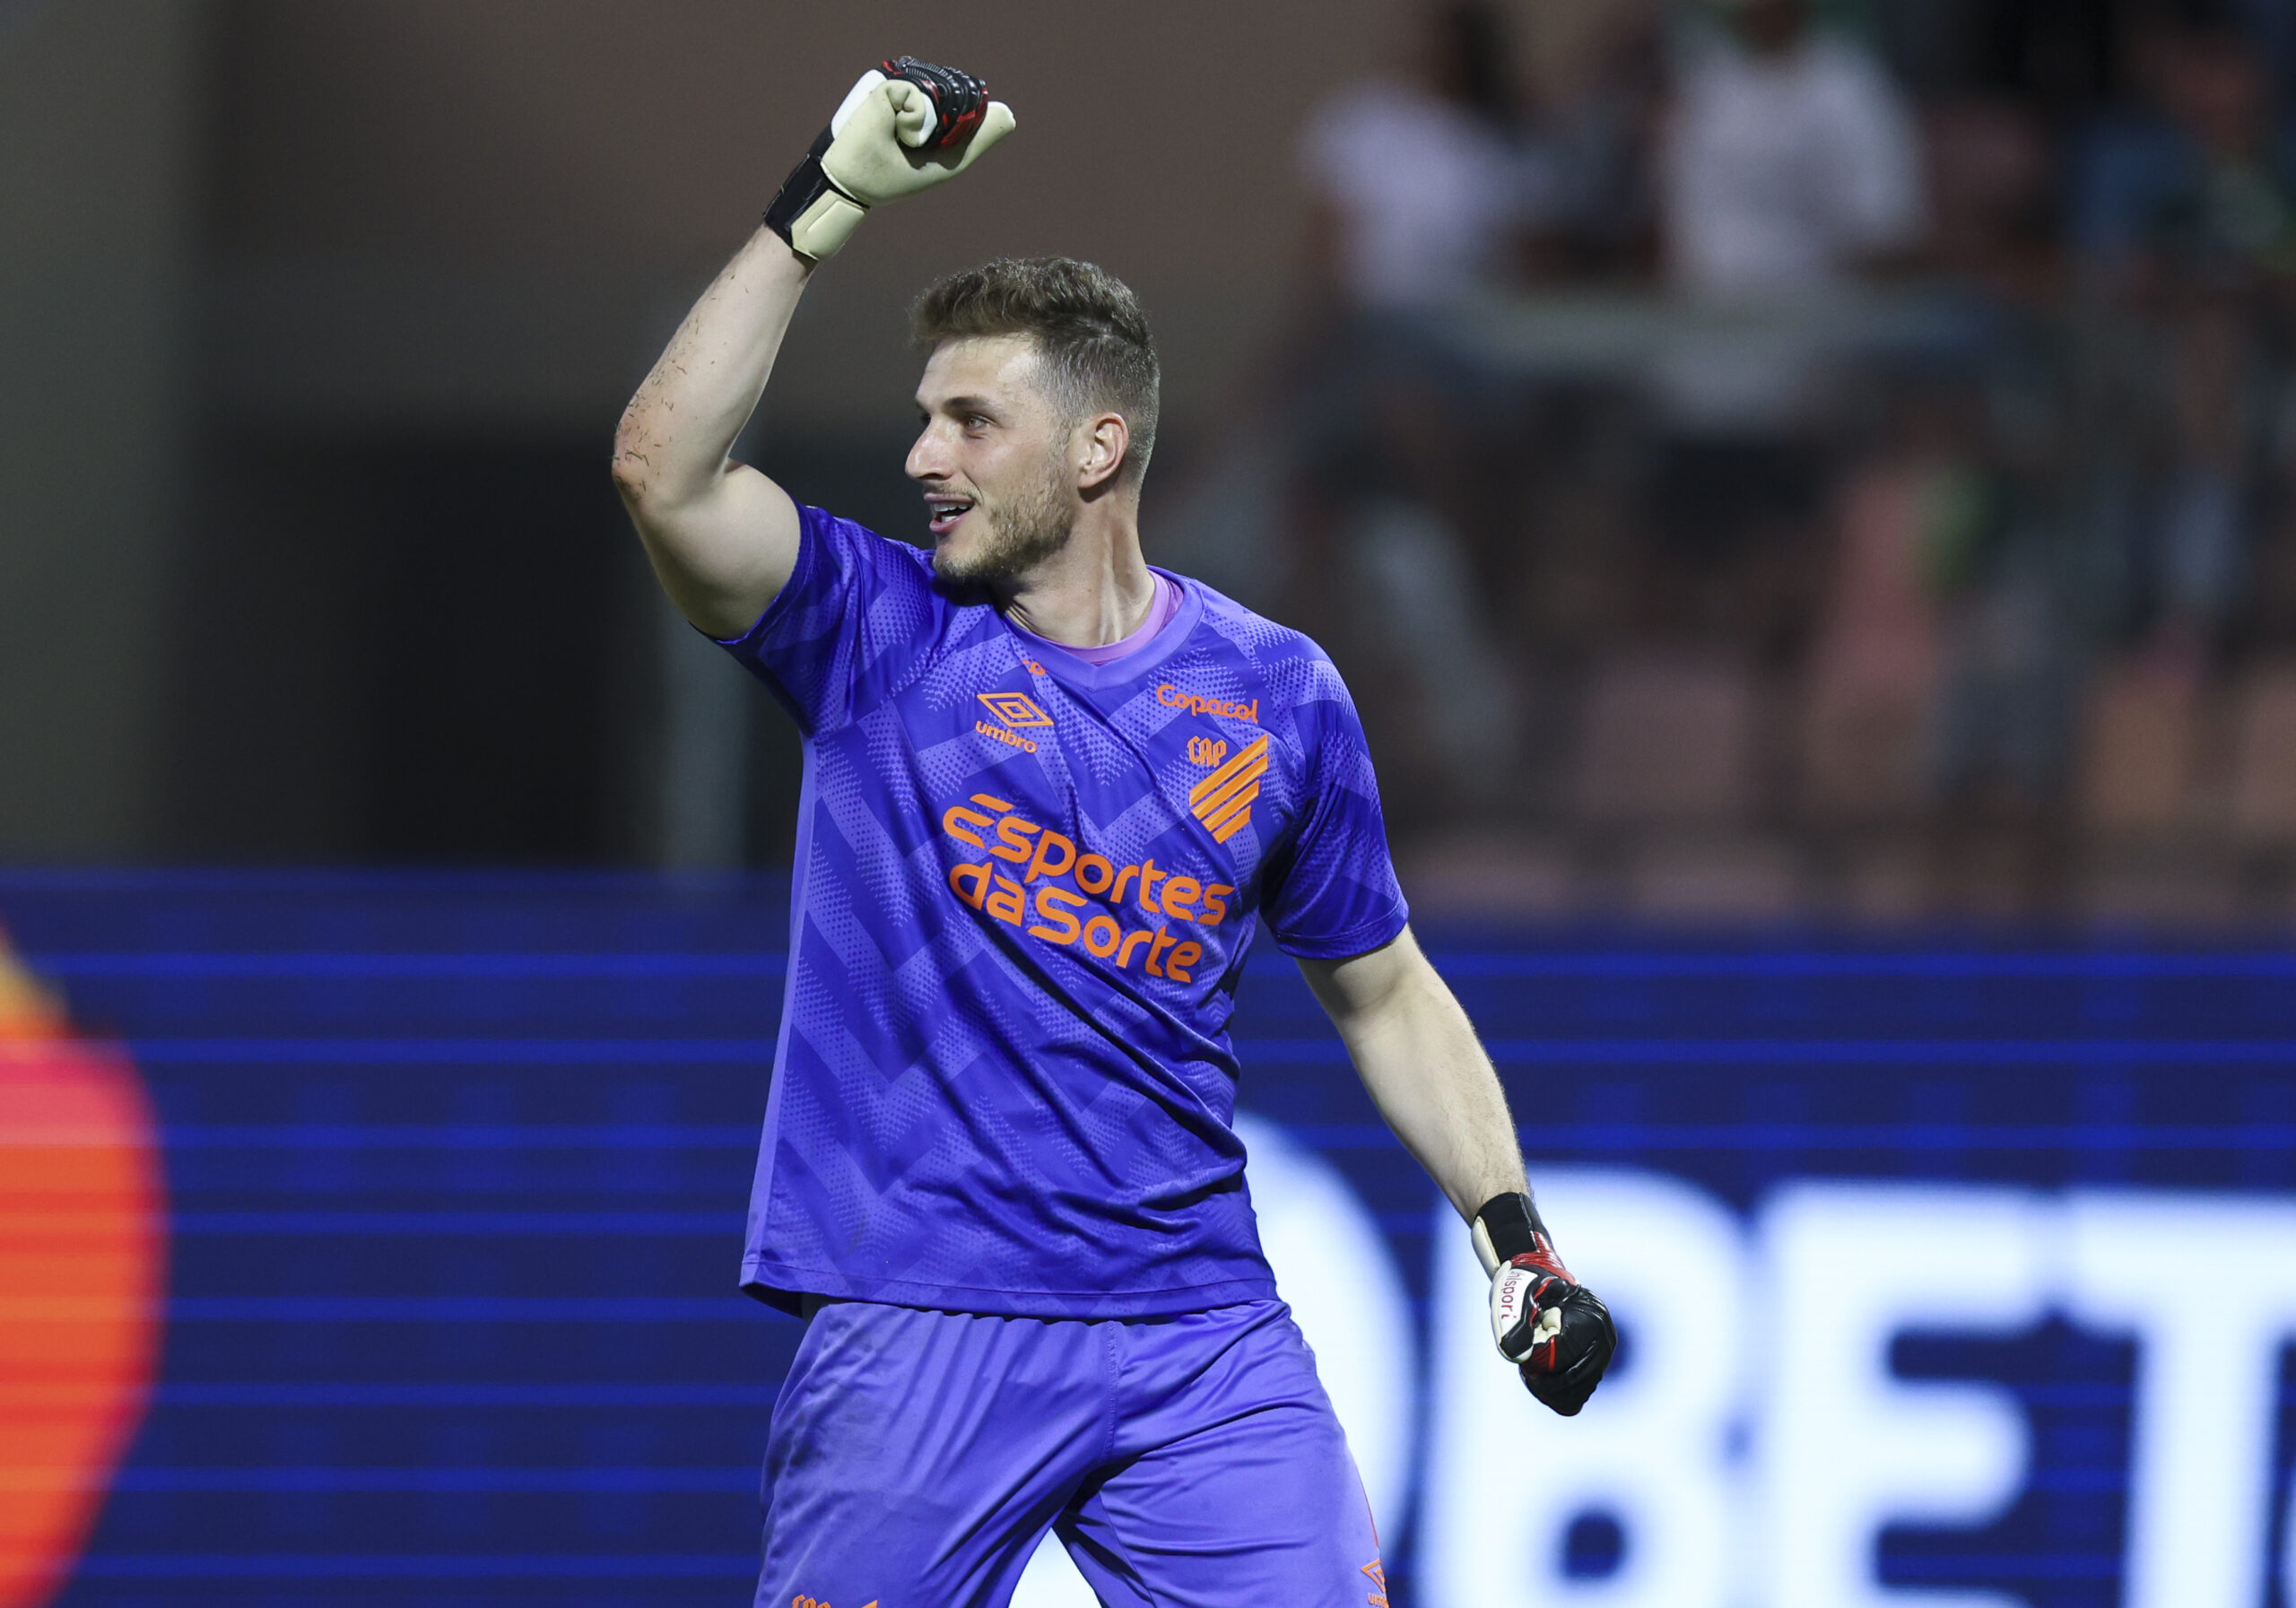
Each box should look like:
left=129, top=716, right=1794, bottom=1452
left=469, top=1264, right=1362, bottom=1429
left=908, top=334, right=1077, bottom=586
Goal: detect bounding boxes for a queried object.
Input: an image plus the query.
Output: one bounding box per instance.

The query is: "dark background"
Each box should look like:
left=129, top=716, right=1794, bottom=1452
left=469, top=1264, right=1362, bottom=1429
left=7, top=0, right=2296, bottom=930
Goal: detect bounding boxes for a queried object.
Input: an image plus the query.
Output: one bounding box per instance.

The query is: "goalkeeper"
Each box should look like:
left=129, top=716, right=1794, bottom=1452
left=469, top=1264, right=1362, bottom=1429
left=612, top=57, right=1613, bottom=1608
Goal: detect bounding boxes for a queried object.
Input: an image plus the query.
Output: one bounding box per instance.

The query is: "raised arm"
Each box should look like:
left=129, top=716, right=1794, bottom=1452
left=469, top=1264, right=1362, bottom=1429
left=611, top=232, right=810, bottom=639
left=612, top=59, right=1015, bottom=639
left=1298, top=926, right=1617, bottom=1415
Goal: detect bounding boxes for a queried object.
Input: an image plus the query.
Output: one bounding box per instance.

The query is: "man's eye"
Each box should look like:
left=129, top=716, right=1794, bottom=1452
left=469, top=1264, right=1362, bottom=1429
left=966, top=415, right=990, bottom=430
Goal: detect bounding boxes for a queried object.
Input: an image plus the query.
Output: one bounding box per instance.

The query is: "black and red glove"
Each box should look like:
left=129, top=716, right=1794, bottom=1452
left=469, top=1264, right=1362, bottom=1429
left=875, top=56, right=990, bottom=151
left=761, top=58, right=1014, bottom=262
left=1474, top=1192, right=1616, bottom=1416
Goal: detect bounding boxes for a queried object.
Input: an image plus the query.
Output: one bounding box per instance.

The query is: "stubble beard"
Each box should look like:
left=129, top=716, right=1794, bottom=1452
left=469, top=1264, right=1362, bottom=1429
left=935, top=454, right=1077, bottom=587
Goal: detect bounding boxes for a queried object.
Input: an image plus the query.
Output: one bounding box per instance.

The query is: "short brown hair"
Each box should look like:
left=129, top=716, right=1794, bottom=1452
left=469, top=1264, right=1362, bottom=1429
left=911, top=256, right=1161, bottom=483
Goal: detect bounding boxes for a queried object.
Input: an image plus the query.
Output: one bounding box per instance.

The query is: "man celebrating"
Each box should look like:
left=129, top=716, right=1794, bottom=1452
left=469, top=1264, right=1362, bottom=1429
left=612, top=58, right=1613, bottom=1608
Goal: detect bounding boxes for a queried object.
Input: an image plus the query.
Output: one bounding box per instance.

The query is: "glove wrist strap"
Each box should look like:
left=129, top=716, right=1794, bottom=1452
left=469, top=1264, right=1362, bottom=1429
left=1472, top=1191, right=1547, bottom=1277
left=764, top=127, right=867, bottom=263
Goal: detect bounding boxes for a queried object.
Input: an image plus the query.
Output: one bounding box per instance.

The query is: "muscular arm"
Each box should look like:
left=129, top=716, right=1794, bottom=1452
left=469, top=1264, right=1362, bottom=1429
left=610, top=228, right=812, bottom=639
left=1296, top=927, right=1526, bottom=1221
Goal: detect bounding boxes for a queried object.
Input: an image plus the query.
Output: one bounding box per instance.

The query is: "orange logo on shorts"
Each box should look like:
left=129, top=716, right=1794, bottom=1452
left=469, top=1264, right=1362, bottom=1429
left=1187, top=734, right=1268, bottom=843
left=1362, top=1559, right=1389, bottom=1607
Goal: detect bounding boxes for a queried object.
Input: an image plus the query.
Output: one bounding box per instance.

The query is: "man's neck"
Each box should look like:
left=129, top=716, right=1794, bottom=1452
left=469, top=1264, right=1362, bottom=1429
left=997, top=503, right=1157, bottom=648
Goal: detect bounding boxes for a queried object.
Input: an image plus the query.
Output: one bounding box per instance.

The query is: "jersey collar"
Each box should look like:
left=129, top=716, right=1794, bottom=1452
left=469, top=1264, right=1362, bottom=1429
left=1001, top=568, right=1204, bottom=692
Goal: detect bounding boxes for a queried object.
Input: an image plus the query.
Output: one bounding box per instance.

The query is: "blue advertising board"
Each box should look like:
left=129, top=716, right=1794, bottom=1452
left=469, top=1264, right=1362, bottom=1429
left=2, top=873, right=2292, bottom=1608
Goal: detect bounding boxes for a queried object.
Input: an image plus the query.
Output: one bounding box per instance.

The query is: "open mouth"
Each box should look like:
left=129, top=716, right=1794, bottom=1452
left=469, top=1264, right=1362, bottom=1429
left=925, top=494, right=976, bottom=539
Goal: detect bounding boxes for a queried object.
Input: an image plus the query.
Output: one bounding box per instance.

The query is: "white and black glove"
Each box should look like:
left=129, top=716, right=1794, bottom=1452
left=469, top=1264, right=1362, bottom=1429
left=1474, top=1192, right=1616, bottom=1416
left=763, top=56, right=1017, bottom=262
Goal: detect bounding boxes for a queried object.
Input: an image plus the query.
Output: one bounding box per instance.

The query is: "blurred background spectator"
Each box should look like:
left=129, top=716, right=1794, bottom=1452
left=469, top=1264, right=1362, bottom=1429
left=1301, top=1, right=1535, bottom=313
left=1661, top=0, right=1927, bottom=300
left=4, top=0, right=2296, bottom=930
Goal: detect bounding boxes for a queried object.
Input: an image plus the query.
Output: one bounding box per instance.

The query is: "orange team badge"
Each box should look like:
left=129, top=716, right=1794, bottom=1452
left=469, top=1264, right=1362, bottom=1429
left=1361, top=1558, right=1390, bottom=1607
left=1187, top=734, right=1269, bottom=843
left=977, top=691, right=1053, bottom=729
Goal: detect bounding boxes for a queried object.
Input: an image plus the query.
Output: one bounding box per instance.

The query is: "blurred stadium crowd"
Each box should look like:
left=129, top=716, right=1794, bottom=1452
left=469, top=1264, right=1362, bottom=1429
left=1163, top=0, right=2296, bottom=926
left=7, top=0, right=2296, bottom=930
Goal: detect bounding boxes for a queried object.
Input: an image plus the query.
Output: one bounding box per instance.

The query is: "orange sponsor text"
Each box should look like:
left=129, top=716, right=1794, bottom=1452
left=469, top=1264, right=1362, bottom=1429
left=941, top=793, right=1235, bottom=982
left=1156, top=682, right=1260, bottom=723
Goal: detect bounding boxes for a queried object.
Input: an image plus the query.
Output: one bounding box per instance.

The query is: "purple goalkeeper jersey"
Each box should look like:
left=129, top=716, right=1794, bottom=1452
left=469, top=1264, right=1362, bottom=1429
left=717, top=505, right=1408, bottom=1318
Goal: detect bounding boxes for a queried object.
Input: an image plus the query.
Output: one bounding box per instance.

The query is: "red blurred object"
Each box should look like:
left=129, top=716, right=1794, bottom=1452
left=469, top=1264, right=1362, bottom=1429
left=0, top=933, right=166, bottom=1608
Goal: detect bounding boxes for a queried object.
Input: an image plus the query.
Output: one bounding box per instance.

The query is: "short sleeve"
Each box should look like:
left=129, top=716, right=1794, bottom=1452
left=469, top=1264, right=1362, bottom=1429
left=711, top=505, right=944, bottom=736
left=1259, top=673, right=1411, bottom=960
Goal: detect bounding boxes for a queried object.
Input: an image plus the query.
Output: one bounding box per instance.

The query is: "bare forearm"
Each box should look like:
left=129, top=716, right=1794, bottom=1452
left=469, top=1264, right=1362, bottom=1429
left=1310, top=940, right=1616, bottom=1416
left=1300, top=934, right=1526, bottom=1221
left=611, top=227, right=810, bottom=635
left=613, top=227, right=811, bottom=508
left=1348, top=982, right=1526, bottom=1219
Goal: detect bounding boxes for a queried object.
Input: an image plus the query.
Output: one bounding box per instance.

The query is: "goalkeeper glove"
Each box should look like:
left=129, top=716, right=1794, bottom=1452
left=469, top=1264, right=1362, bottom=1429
left=1474, top=1191, right=1616, bottom=1416
left=764, top=56, right=1017, bottom=263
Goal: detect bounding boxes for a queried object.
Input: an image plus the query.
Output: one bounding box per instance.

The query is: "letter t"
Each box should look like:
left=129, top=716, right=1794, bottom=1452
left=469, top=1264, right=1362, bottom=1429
left=2064, top=1193, right=2296, bottom=1608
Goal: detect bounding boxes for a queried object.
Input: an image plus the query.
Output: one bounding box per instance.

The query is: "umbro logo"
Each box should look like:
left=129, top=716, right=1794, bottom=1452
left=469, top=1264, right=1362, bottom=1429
left=975, top=691, right=1051, bottom=754
left=978, top=691, right=1053, bottom=729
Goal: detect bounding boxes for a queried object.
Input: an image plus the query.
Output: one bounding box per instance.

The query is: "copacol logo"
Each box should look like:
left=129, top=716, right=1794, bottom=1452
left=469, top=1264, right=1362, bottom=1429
left=1015, top=1152, right=2296, bottom=1608
left=1155, top=682, right=1259, bottom=724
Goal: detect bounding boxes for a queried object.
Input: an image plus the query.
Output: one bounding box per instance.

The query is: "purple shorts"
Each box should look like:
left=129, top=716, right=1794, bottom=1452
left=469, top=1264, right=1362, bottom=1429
left=755, top=1298, right=1387, bottom=1608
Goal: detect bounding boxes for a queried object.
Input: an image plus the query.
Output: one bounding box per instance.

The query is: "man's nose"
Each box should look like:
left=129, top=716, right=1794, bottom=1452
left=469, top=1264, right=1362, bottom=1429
left=906, top=423, right=947, bottom=483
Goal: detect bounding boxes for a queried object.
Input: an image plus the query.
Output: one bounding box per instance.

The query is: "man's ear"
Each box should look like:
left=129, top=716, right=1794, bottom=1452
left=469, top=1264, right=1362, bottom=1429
left=1076, top=413, right=1129, bottom=492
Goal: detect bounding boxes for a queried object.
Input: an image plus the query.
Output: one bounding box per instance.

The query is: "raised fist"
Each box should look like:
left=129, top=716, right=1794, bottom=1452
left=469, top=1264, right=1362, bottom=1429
left=765, top=59, right=1016, bottom=262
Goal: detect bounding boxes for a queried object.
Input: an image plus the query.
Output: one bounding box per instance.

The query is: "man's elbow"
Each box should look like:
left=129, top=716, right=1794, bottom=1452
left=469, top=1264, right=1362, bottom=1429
left=609, top=415, right=661, bottom=513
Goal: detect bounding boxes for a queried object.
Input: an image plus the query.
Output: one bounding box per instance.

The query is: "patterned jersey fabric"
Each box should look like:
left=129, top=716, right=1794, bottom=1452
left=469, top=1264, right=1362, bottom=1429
left=718, top=506, right=1408, bottom=1317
